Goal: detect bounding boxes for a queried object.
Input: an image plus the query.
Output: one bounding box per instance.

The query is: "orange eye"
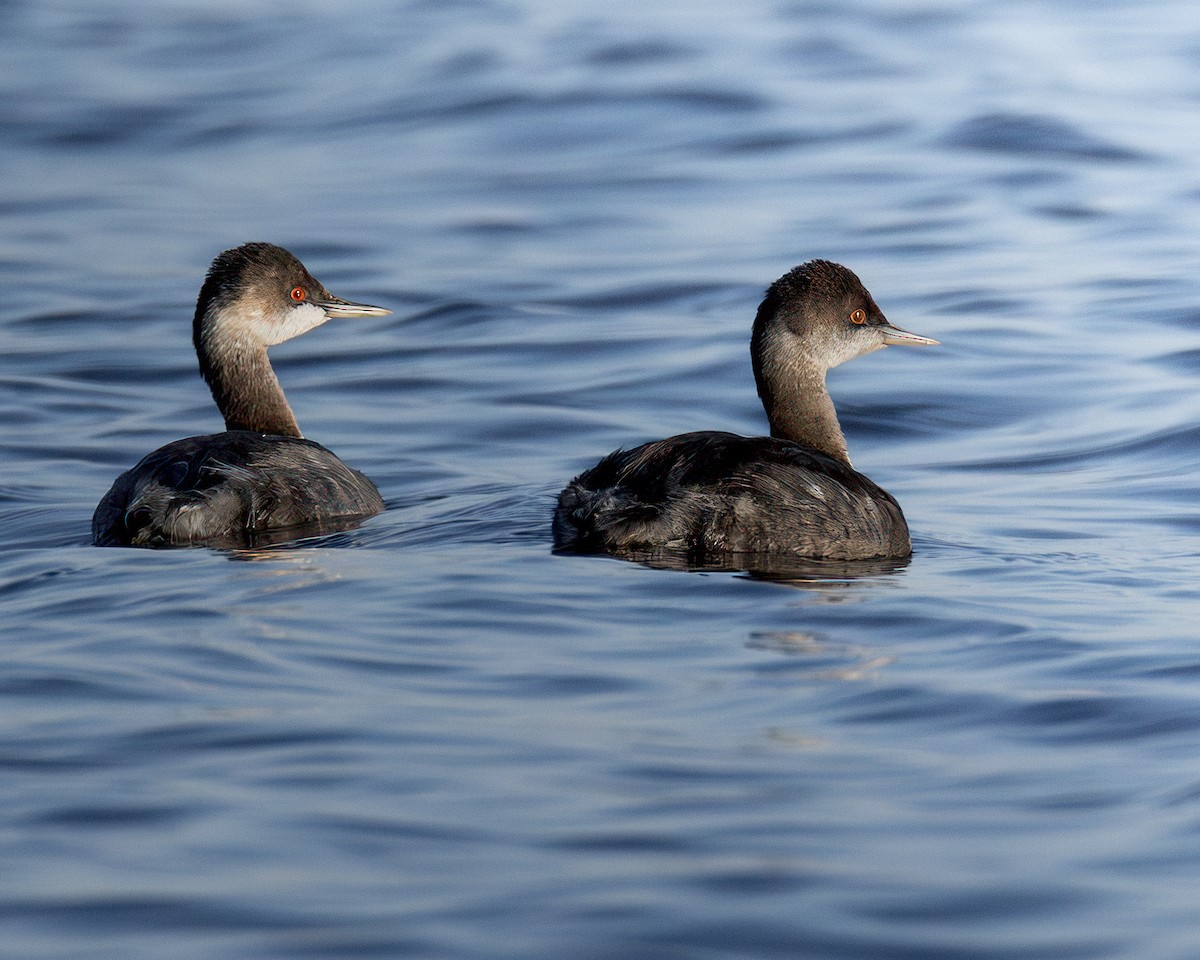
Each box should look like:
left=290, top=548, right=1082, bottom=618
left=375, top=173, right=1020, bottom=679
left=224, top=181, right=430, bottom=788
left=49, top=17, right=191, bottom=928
left=290, top=286, right=307, bottom=302
left=850, top=309, right=866, bottom=325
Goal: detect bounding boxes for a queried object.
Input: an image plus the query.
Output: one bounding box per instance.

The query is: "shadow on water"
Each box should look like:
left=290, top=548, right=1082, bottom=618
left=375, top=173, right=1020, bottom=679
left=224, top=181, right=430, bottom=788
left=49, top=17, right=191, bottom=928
left=556, top=542, right=911, bottom=586
left=218, top=517, right=384, bottom=557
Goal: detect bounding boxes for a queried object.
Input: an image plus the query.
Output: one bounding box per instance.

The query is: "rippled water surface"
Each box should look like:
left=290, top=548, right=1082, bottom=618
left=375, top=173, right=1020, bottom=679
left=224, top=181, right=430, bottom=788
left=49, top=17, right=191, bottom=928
left=6, top=0, right=1200, bottom=957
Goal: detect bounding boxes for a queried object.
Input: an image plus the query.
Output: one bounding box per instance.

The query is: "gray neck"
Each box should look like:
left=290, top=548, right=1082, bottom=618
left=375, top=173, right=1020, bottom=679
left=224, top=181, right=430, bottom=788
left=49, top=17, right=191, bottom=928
left=752, top=319, right=850, bottom=463
left=763, top=359, right=849, bottom=464
left=198, top=339, right=302, bottom=438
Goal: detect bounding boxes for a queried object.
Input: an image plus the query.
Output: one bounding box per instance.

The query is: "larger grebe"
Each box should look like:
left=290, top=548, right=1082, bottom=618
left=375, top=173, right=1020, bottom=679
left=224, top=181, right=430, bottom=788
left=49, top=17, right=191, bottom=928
left=553, top=260, right=937, bottom=562
left=93, top=243, right=390, bottom=547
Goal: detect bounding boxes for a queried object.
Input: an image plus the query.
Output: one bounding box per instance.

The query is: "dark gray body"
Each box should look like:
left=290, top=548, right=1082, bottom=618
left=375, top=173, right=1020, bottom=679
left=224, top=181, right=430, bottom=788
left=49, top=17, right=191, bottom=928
left=553, top=431, right=910, bottom=562
left=93, top=431, right=383, bottom=547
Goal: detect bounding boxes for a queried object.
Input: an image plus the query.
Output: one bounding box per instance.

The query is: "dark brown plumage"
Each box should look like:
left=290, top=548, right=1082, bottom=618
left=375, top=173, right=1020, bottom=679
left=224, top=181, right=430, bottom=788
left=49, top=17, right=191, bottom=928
left=93, top=243, right=389, bottom=548
left=553, top=260, right=937, bottom=562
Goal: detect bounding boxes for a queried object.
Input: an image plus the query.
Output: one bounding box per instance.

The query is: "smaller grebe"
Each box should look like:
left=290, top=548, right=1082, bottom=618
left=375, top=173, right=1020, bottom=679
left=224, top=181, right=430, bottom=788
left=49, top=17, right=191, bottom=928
left=93, top=243, right=390, bottom=547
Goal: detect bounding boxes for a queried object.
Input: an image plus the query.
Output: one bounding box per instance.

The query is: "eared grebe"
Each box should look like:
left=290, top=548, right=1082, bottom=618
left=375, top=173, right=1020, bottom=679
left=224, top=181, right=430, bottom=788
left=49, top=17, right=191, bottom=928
left=553, top=260, right=937, bottom=562
left=93, top=243, right=390, bottom=547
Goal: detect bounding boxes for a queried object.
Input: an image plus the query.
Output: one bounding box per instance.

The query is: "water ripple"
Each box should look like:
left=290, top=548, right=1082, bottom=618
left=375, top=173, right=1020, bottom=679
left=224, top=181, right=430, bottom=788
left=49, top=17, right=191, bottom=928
left=946, top=112, right=1148, bottom=162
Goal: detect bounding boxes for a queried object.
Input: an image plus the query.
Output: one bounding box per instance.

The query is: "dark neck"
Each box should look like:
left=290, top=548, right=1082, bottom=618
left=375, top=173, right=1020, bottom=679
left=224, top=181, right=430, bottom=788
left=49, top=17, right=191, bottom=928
left=762, top=363, right=849, bottom=463
left=752, top=327, right=849, bottom=464
left=197, top=338, right=302, bottom=438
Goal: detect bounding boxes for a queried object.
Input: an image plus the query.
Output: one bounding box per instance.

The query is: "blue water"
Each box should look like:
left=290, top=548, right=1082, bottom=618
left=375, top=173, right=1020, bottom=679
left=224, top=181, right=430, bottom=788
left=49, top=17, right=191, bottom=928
left=5, top=0, right=1200, bottom=956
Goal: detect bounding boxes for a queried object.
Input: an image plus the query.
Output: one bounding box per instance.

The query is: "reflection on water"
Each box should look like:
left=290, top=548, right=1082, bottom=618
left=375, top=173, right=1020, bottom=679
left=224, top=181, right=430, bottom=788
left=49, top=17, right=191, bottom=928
left=4, top=0, right=1200, bottom=958
left=573, top=542, right=913, bottom=584
left=748, top=631, right=896, bottom=681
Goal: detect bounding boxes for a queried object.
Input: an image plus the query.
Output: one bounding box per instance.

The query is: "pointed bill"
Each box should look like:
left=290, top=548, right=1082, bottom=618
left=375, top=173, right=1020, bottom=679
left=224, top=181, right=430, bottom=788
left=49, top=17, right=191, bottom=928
left=880, top=322, right=938, bottom=346
left=315, top=295, right=392, bottom=319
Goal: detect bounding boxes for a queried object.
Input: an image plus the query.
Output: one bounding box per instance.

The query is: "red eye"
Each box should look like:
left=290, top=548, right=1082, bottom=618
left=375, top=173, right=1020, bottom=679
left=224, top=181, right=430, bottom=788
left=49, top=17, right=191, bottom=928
left=290, top=286, right=307, bottom=302
left=850, top=309, right=866, bottom=325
